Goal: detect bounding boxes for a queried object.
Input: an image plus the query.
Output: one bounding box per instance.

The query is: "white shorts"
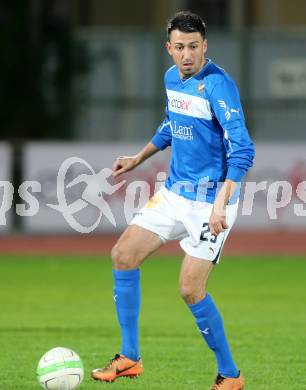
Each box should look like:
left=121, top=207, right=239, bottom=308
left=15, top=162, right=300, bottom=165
left=130, top=186, right=238, bottom=263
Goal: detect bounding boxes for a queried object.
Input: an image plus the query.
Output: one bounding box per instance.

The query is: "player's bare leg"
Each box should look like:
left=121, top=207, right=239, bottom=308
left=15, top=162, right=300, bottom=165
left=91, top=225, right=163, bottom=382
left=179, top=254, right=213, bottom=304
left=179, top=255, right=244, bottom=390
left=111, top=224, right=163, bottom=270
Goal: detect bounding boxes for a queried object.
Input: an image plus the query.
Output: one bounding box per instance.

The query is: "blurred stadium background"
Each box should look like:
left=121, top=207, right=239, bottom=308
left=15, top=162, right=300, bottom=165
left=0, top=0, right=305, bottom=253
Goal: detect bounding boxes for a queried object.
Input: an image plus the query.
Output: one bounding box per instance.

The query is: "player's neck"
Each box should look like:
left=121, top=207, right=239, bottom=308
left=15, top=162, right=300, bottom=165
left=180, top=58, right=208, bottom=80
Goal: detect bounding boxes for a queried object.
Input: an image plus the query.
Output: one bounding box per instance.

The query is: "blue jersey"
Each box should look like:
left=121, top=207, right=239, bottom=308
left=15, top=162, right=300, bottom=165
left=151, top=59, right=255, bottom=204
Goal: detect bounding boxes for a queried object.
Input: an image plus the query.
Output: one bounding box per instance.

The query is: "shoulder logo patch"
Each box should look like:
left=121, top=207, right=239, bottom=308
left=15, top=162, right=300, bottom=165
left=197, top=82, right=205, bottom=94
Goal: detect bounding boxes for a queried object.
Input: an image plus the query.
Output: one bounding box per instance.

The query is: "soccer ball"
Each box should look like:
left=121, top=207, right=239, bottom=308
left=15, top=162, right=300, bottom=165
left=36, top=347, right=84, bottom=390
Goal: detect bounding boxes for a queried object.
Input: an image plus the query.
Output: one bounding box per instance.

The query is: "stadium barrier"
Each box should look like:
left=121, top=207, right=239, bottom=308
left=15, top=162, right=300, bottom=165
left=0, top=142, right=305, bottom=234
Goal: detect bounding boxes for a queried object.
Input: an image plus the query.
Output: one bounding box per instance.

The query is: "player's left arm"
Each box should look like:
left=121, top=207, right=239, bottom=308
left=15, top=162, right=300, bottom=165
left=208, top=78, right=255, bottom=235
left=209, top=179, right=237, bottom=236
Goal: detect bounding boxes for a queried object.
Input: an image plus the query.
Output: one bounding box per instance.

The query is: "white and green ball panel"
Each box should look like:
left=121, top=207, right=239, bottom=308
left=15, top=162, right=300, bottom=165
left=36, top=347, right=84, bottom=390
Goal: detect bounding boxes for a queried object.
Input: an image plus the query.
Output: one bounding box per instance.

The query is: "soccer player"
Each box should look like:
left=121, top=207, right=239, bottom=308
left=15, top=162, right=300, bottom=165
left=91, top=11, right=254, bottom=390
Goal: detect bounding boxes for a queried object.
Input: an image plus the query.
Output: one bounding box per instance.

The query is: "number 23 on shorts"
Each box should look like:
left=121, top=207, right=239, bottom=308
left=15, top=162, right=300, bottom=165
left=199, top=222, right=217, bottom=243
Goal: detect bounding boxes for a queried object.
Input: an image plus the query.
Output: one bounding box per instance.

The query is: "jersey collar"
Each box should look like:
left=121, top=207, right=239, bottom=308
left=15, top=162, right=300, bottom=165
left=179, top=58, right=213, bottom=85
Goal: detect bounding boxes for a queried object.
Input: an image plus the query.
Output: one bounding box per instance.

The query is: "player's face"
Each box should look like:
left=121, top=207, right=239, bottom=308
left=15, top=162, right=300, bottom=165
left=166, top=30, right=207, bottom=79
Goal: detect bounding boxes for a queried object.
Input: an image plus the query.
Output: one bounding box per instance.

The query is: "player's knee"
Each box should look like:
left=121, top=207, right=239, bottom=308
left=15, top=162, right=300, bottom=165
left=111, top=243, right=135, bottom=270
left=179, top=283, right=205, bottom=305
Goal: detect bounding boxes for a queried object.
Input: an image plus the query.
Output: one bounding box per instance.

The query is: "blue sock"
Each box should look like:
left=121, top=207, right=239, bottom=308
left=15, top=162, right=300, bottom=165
left=189, top=294, right=239, bottom=378
left=113, top=269, right=140, bottom=361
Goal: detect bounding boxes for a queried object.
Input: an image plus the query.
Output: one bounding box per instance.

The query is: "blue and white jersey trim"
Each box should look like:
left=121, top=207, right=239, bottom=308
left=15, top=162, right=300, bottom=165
left=166, top=89, right=212, bottom=120
left=151, top=59, right=255, bottom=203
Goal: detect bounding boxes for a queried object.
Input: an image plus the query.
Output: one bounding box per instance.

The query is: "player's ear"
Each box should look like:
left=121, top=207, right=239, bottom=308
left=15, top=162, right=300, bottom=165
left=203, top=38, right=208, bottom=54
left=165, top=41, right=172, bottom=56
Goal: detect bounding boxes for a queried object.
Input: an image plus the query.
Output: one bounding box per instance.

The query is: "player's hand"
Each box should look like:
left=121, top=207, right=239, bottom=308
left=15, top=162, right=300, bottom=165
left=208, top=207, right=228, bottom=236
left=112, top=155, right=139, bottom=178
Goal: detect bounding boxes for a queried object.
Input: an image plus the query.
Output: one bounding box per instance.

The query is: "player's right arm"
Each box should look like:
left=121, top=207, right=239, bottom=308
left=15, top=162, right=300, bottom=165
left=113, top=95, right=172, bottom=178
left=112, top=142, right=160, bottom=178
left=150, top=96, right=172, bottom=151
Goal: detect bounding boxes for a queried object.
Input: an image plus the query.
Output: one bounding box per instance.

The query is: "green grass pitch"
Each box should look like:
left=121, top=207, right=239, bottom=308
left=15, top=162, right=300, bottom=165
left=0, top=254, right=306, bottom=390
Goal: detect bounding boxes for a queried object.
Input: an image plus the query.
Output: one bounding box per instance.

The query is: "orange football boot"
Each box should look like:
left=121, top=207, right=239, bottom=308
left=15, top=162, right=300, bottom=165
left=210, top=372, right=245, bottom=390
left=91, top=354, right=143, bottom=382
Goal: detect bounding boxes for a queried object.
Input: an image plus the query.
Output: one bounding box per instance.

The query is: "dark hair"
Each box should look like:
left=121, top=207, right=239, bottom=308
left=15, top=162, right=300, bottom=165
left=167, top=11, right=206, bottom=40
